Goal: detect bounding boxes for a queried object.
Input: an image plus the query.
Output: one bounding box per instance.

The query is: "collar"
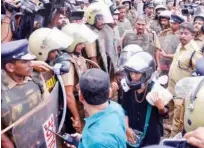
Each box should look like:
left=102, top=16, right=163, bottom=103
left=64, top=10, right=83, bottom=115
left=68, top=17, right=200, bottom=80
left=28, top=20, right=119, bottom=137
left=178, top=40, right=200, bottom=51
left=2, top=70, right=32, bottom=90
left=195, top=33, right=204, bottom=41
left=84, top=101, right=116, bottom=128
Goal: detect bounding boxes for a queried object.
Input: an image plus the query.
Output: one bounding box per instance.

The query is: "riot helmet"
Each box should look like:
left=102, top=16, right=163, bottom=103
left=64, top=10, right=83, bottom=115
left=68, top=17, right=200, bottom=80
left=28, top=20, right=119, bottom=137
left=117, top=44, right=143, bottom=72
left=28, top=27, right=73, bottom=61
left=84, top=2, right=113, bottom=26
left=61, top=23, right=98, bottom=53
left=193, top=13, right=204, bottom=22
left=124, top=51, right=156, bottom=90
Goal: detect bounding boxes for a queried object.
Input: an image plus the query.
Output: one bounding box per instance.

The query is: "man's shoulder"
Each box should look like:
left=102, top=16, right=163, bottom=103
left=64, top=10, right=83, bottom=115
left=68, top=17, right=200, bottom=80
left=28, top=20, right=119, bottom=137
left=159, top=28, right=172, bottom=36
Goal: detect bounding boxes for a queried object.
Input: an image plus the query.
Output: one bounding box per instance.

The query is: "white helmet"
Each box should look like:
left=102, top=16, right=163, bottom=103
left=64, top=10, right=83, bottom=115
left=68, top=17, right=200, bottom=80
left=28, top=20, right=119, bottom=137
left=61, top=23, right=98, bottom=53
left=28, top=27, right=73, bottom=61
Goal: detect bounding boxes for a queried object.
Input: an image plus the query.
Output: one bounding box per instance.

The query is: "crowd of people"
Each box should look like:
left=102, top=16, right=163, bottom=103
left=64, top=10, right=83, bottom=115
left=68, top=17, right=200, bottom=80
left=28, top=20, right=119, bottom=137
left=1, top=0, right=204, bottom=147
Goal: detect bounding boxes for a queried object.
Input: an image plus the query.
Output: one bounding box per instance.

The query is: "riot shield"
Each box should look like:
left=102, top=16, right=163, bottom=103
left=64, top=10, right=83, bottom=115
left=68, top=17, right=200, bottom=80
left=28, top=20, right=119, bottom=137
left=159, top=35, right=180, bottom=73
left=101, top=25, right=118, bottom=72
left=159, top=35, right=179, bottom=54
left=175, top=76, right=204, bottom=99
left=123, top=32, right=155, bottom=56
left=12, top=82, right=60, bottom=148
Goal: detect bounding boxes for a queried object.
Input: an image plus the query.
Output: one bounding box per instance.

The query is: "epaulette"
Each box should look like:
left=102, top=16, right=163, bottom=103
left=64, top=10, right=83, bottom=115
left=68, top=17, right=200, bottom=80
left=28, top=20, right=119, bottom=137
left=159, top=28, right=171, bottom=37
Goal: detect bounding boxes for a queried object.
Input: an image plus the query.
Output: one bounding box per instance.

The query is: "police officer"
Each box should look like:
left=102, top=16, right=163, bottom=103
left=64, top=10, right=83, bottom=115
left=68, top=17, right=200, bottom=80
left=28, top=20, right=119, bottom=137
left=149, top=5, right=167, bottom=35
left=159, top=14, right=185, bottom=36
left=84, top=2, right=119, bottom=96
left=117, top=5, right=133, bottom=37
left=168, top=22, right=203, bottom=137
left=49, top=8, right=70, bottom=29
left=158, top=14, right=184, bottom=76
left=193, top=14, right=204, bottom=51
left=60, top=23, right=98, bottom=131
left=28, top=27, right=86, bottom=134
left=144, top=2, right=155, bottom=23
left=175, top=58, right=204, bottom=147
left=1, top=39, right=48, bottom=148
left=122, top=16, right=162, bottom=73
left=158, top=10, right=172, bottom=34
left=121, top=0, right=137, bottom=27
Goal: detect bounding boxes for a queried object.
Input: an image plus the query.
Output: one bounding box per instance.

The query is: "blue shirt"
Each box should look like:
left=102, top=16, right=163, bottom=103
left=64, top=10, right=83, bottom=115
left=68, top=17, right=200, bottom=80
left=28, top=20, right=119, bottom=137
left=79, top=101, right=127, bottom=148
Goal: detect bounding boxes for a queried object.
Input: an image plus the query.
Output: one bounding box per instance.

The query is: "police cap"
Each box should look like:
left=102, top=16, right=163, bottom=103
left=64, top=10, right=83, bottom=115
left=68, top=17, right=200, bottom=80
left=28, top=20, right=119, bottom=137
left=145, top=2, right=154, bottom=8
left=1, top=39, right=36, bottom=61
left=79, top=68, right=110, bottom=105
left=170, top=14, right=185, bottom=24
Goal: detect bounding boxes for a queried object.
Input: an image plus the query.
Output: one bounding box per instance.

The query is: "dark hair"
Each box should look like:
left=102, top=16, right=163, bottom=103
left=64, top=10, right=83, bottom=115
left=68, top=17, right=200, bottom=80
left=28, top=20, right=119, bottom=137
left=1, top=59, right=16, bottom=70
left=179, top=22, right=195, bottom=33
left=79, top=69, right=110, bottom=105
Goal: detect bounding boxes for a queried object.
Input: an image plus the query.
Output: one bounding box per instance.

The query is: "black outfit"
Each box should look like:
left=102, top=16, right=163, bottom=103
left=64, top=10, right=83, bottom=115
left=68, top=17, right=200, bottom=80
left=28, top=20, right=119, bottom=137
left=122, top=83, right=168, bottom=147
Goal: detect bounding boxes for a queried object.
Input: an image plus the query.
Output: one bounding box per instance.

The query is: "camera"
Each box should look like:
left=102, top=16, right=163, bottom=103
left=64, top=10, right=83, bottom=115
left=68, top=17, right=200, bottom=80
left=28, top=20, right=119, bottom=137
left=3, top=0, right=45, bottom=14
left=181, top=3, right=201, bottom=16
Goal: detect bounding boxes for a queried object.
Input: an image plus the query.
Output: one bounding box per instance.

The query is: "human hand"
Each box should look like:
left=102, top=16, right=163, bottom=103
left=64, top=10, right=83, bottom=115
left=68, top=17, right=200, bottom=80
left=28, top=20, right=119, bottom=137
left=184, top=127, right=204, bottom=148
left=64, top=133, right=81, bottom=148
left=32, top=60, right=53, bottom=72
left=150, top=92, right=165, bottom=111
left=111, top=81, right=119, bottom=91
left=71, top=117, right=82, bottom=133
left=126, top=128, right=136, bottom=145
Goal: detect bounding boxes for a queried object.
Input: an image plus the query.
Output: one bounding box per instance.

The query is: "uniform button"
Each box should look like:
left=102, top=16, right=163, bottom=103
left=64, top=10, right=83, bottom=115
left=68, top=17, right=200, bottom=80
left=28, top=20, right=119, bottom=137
left=137, top=112, right=140, bottom=115
left=137, top=118, right=140, bottom=121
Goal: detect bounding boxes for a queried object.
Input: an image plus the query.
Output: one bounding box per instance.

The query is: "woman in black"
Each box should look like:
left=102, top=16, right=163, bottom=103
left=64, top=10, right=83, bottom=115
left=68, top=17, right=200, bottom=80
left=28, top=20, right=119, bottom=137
left=121, top=51, right=168, bottom=147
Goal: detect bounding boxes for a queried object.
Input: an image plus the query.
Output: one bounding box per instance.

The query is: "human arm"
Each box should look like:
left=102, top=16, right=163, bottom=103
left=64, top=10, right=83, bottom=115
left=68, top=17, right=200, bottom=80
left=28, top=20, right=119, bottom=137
left=150, top=92, right=168, bottom=115
left=1, top=133, right=15, bottom=148
left=184, top=127, right=204, bottom=148
left=65, top=85, right=82, bottom=133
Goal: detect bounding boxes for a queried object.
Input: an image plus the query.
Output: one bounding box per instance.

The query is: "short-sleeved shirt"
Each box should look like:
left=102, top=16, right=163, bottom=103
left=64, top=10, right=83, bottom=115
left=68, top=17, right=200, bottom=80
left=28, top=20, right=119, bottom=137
left=194, top=33, right=204, bottom=52
left=79, top=101, right=127, bottom=148
left=168, top=40, right=203, bottom=94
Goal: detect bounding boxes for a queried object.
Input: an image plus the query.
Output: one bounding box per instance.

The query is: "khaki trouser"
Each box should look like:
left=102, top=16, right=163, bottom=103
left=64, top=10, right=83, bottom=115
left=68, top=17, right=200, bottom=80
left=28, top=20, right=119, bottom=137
left=169, top=99, right=184, bottom=137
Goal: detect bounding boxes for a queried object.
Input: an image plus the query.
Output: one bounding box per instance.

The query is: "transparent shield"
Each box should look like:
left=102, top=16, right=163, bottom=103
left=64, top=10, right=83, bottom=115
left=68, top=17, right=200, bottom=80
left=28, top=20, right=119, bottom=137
left=89, top=2, right=113, bottom=24
left=159, top=35, right=180, bottom=72
left=43, top=27, right=73, bottom=50
left=12, top=82, right=59, bottom=148
left=117, top=44, right=143, bottom=71
left=159, top=35, right=180, bottom=54
left=175, top=76, right=204, bottom=99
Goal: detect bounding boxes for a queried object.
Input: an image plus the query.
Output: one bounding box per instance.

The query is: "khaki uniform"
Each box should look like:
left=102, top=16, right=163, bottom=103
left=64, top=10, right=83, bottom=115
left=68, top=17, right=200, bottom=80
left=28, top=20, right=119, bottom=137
left=1, top=70, right=46, bottom=143
left=159, top=28, right=180, bottom=37
left=145, top=14, right=154, bottom=24
left=168, top=40, right=203, bottom=137
left=122, top=30, right=161, bottom=56
left=194, top=33, right=204, bottom=53
left=61, top=54, right=87, bottom=123
left=118, top=18, right=133, bottom=37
